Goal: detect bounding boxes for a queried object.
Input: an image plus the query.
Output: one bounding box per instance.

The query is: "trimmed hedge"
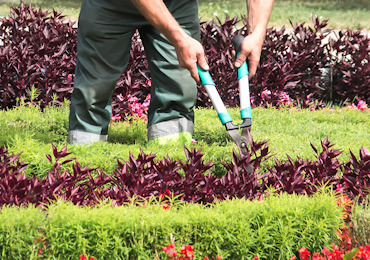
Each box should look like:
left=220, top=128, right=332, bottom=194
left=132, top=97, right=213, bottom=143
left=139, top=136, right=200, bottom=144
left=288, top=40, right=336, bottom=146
left=0, top=191, right=343, bottom=260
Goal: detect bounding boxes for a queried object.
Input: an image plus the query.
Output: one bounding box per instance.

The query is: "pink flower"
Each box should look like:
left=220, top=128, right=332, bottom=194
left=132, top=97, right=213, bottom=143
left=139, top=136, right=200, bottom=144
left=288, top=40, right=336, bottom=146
left=145, top=80, right=152, bottom=86
left=181, top=245, right=194, bottom=258
left=363, top=148, right=370, bottom=157
left=261, top=89, right=271, bottom=100
left=348, top=103, right=358, bottom=110
left=162, top=243, right=177, bottom=257
left=117, top=93, right=124, bottom=102
left=280, top=91, right=293, bottom=106
left=335, top=184, right=343, bottom=193
left=357, top=100, right=368, bottom=111
left=111, top=115, right=121, bottom=121
left=128, top=95, right=139, bottom=102
left=67, top=74, right=73, bottom=81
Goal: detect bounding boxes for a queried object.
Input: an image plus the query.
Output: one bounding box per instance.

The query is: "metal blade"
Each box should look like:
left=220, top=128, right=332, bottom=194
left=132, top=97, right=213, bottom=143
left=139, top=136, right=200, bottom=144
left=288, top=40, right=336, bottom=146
left=241, top=127, right=253, bottom=151
left=228, top=128, right=254, bottom=174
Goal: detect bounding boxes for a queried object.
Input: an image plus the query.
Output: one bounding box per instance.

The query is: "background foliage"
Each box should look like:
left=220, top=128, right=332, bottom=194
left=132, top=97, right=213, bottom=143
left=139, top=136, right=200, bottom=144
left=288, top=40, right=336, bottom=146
left=0, top=2, right=369, bottom=121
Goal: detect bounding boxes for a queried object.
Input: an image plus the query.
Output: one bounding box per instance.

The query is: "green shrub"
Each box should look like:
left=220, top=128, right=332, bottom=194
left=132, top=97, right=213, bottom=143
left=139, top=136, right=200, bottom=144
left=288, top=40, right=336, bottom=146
left=351, top=198, right=370, bottom=247
left=0, top=205, right=46, bottom=259
left=0, top=191, right=343, bottom=259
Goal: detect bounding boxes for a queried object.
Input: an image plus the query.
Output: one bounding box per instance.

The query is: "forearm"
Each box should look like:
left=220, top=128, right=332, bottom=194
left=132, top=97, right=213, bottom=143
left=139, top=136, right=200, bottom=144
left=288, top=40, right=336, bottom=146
left=130, top=0, right=187, bottom=48
left=130, top=0, right=208, bottom=82
left=246, top=0, right=274, bottom=36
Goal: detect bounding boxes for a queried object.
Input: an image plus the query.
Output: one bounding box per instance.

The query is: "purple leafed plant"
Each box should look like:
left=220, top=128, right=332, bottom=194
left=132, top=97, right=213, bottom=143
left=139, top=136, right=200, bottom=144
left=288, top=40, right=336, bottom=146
left=0, top=1, right=77, bottom=108
left=329, top=29, right=370, bottom=104
left=1, top=3, right=369, bottom=116
left=1, top=138, right=369, bottom=207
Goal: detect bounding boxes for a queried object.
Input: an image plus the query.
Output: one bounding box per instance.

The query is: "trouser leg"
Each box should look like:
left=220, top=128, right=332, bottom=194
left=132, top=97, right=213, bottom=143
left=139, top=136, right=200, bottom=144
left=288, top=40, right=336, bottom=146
left=68, top=0, right=139, bottom=144
left=142, top=0, right=200, bottom=144
left=69, top=0, right=200, bottom=145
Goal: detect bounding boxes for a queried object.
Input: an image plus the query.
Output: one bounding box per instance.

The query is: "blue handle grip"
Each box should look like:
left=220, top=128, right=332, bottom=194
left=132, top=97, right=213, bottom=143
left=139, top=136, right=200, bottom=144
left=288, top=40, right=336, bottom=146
left=236, top=55, right=249, bottom=80
left=197, top=64, right=215, bottom=86
left=232, top=35, right=249, bottom=80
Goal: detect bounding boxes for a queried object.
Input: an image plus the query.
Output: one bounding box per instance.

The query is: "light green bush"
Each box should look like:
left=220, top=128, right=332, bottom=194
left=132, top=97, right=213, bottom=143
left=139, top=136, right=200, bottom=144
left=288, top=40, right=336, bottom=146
left=350, top=198, right=370, bottom=247
left=0, top=205, right=46, bottom=259
left=0, top=191, right=343, bottom=259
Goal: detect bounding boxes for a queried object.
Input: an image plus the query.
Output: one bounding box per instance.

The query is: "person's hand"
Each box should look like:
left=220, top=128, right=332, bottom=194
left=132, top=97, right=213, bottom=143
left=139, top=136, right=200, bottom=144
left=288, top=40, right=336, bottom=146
left=173, top=33, right=209, bottom=83
left=233, top=30, right=265, bottom=80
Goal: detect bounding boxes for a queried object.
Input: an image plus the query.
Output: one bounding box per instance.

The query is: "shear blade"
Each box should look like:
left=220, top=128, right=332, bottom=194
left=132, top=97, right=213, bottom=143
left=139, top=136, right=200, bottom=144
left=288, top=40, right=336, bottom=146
left=228, top=128, right=254, bottom=174
left=227, top=129, right=250, bottom=156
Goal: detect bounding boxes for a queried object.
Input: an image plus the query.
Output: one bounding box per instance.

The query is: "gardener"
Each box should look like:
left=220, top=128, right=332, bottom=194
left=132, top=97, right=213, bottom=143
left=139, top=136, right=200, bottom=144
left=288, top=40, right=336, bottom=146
left=68, top=0, right=274, bottom=145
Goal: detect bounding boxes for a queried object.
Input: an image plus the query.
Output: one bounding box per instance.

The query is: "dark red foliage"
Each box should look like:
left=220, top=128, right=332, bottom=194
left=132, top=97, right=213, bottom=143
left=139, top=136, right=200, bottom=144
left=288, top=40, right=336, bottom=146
left=1, top=138, right=369, bottom=207
left=330, top=29, right=370, bottom=104
left=0, top=1, right=77, bottom=108
left=1, top=3, right=369, bottom=116
left=263, top=138, right=343, bottom=196
left=341, top=147, right=370, bottom=202
left=197, top=15, right=248, bottom=108
left=252, top=15, right=332, bottom=108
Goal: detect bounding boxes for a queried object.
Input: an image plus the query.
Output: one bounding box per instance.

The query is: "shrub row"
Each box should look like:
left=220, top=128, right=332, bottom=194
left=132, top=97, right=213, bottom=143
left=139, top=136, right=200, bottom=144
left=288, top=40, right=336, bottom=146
left=0, top=3, right=369, bottom=119
left=0, top=137, right=369, bottom=207
left=0, top=193, right=342, bottom=260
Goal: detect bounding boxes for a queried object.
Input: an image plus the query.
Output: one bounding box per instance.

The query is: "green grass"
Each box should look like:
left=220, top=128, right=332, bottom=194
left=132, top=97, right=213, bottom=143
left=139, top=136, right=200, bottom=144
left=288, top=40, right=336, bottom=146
left=0, top=0, right=369, bottom=30
left=0, top=102, right=369, bottom=177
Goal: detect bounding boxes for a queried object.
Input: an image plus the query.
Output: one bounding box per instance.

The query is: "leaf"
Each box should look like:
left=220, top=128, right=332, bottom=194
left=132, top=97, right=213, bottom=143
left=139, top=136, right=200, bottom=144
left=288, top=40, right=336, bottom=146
left=343, top=248, right=359, bottom=260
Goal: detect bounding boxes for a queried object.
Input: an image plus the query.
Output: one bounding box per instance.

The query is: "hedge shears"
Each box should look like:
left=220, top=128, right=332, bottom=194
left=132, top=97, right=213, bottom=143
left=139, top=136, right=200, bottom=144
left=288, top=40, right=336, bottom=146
left=198, top=35, right=253, bottom=159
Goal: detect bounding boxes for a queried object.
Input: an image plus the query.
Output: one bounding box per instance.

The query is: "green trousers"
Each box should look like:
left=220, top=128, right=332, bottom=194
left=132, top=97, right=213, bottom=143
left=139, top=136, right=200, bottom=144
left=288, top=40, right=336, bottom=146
left=68, top=0, right=199, bottom=145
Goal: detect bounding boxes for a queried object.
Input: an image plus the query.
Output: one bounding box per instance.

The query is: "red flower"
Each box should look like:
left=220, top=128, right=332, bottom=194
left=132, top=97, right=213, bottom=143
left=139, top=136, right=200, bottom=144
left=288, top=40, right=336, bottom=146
left=311, top=252, right=321, bottom=260
left=162, top=243, right=178, bottom=257
left=181, top=245, right=194, bottom=258
left=252, top=257, right=259, bottom=260
left=298, top=247, right=311, bottom=260
left=161, top=205, right=170, bottom=211
left=80, top=254, right=87, bottom=260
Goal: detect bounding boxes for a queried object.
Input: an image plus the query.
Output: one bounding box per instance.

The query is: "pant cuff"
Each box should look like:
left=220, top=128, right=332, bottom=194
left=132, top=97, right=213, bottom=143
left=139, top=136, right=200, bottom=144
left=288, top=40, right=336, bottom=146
left=147, top=118, right=194, bottom=141
left=68, top=130, right=108, bottom=145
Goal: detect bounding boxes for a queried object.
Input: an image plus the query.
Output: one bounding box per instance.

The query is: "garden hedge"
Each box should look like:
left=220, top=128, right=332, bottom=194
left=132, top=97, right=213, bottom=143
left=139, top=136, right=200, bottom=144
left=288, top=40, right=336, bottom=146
left=0, top=191, right=343, bottom=260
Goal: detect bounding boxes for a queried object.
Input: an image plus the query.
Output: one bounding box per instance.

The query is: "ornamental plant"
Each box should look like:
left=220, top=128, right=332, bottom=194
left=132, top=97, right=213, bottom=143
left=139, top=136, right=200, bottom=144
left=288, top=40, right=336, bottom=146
left=1, top=2, right=369, bottom=118
left=162, top=242, right=222, bottom=260
left=0, top=137, right=369, bottom=207
left=0, top=1, right=77, bottom=109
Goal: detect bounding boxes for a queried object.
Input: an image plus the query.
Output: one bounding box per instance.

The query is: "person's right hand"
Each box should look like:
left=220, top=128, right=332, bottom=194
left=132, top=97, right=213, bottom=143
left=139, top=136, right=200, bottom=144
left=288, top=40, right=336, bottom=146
left=173, top=32, right=209, bottom=84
